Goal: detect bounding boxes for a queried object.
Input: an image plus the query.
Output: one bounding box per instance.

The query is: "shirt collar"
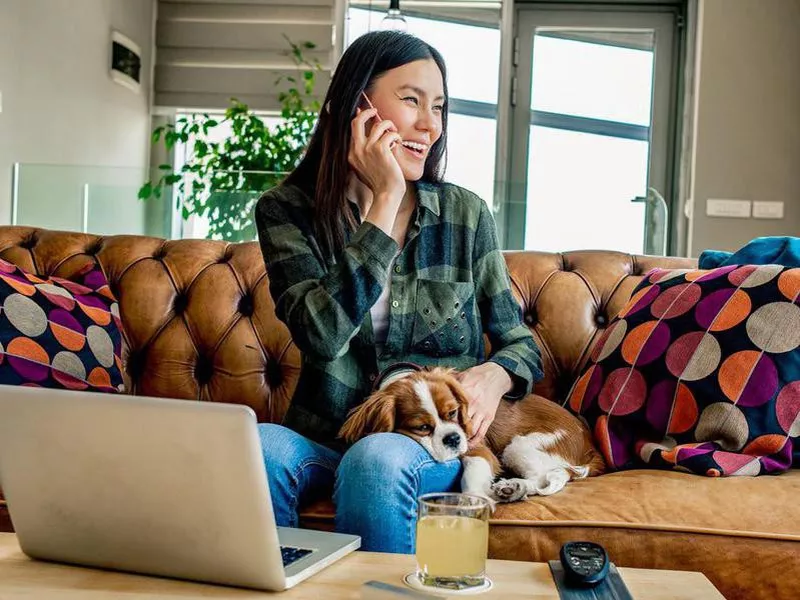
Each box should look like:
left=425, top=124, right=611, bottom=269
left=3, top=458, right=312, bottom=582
left=346, top=181, right=441, bottom=219
left=415, top=181, right=441, bottom=217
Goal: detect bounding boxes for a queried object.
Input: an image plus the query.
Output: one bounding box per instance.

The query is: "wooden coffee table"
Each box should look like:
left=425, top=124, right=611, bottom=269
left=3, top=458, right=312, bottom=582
left=0, top=533, right=723, bottom=598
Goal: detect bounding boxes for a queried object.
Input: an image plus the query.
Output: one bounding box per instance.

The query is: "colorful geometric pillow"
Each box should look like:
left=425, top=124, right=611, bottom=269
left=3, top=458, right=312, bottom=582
left=566, top=264, right=800, bottom=476
left=0, top=258, right=124, bottom=393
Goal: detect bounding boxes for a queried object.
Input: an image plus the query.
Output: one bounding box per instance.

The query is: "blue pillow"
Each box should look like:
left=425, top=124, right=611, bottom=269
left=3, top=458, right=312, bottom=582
left=699, top=236, right=800, bottom=269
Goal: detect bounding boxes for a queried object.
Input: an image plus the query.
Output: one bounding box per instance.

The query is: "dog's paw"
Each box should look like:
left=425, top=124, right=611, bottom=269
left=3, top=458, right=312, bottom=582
left=490, top=478, right=528, bottom=503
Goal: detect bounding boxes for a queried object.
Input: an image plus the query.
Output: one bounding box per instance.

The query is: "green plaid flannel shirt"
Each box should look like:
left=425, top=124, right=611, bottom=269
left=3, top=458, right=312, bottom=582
left=255, top=181, right=543, bottom=447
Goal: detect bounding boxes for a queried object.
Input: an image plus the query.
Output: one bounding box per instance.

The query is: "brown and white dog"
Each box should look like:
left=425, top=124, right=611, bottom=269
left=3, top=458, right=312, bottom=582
left=338, top=367, right=605, bottom=507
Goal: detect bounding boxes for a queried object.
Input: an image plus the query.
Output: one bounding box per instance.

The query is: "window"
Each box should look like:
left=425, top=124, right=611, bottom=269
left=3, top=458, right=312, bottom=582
left=525, top=34, right=655, bottom=253
left=505, top=7, right=681, bottom=254
left=175, top=112, right=285, bottom=239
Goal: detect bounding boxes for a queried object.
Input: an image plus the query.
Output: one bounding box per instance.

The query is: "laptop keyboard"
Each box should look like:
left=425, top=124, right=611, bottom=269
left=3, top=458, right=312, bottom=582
left=281, top=545, right=313, bottom=567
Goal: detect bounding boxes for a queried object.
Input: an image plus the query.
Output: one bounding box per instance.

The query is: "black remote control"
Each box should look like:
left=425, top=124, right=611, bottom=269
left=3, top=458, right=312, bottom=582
left=559, top=541, right=610, bottom=586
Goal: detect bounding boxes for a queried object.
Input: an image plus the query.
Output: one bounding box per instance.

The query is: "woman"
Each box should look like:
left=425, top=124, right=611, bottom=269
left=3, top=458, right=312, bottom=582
left=255, top=30, right=543, bottom=553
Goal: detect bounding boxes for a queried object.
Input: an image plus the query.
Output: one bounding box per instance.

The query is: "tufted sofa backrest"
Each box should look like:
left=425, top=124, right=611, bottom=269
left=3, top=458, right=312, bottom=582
left=0, top=227, right=696, bottom=420
left=503, top=250, right=696, bottom=401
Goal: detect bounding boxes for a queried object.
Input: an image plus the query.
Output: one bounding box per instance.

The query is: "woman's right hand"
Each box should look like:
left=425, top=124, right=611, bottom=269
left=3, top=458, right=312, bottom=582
left=348, top=108, right=406, bottom=202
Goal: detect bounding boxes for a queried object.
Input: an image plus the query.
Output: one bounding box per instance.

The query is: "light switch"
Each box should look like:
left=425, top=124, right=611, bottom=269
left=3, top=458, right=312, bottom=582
left=752, top=201, right=784, bottom=219
left=706, top=198, right=751, bottom=218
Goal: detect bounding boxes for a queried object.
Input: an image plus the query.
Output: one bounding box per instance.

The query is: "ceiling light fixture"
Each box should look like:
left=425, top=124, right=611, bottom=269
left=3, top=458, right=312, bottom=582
left=381, top=0, right=408, bottom=31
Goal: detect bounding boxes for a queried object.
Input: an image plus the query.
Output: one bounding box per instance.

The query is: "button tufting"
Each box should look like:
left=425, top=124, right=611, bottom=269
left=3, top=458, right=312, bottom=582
left=194, top=355, right=214, bottom=385
left=126, top=350, right=146, bottom=379
left=524, top=311, right=537, bottom=326
left=173, top=294, right=188, bottom=314
left=20, top=235, right=37, bottom=250
left=238, top=294, right=255, bottom=317
left=265, top=360, right=283, bottom=388
left=595, top=313, right=608, bottom=327
left=154, top=246, right=168, bottom=260
left=86, top=241, right=103, bottom=255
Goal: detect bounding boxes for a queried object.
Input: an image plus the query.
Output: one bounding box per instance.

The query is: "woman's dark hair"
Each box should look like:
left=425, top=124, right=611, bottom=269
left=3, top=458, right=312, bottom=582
left=284, top=30, right=448, bottom=257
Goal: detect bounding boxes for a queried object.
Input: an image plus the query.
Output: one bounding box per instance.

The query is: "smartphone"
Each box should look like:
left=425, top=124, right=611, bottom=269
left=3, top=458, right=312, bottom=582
left=360, top=91, right=398, bottom=148
left=360, top=91, right=380, bottom=118
left=359, top=91, right=381, bottom=137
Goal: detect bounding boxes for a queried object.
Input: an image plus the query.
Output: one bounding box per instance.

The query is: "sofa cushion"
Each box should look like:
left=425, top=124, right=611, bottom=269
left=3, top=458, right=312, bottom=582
left=566, top=264, right=800, bottom=475
left=300, top=470, right=800, bottom=600
left=488, top=469, right=800, bottom=600
left=0, top=258, right=124, bottom=392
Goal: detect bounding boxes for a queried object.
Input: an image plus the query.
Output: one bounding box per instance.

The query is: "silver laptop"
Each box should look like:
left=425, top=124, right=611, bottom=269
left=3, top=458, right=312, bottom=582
left=0, top=384, right=360, bottom=590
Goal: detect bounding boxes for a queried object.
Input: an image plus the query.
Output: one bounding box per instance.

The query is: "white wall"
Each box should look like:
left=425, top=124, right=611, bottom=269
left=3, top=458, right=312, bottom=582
left=0, top=0, right=154, bottom=231
left=688, top=0, right=800, bottom=255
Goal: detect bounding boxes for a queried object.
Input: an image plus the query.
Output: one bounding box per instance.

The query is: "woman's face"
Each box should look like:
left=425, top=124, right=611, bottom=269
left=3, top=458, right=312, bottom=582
left=364, top=59, right=445, bottom=182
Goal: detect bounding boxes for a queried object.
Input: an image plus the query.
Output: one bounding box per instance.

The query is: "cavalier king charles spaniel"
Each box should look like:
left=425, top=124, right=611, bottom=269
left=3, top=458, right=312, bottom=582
left=338, top=366, right=605, bottom=507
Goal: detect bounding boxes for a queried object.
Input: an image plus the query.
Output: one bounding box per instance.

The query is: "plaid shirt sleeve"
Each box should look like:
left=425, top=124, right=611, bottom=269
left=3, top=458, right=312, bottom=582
left=255, top=187, right=399, bottom=361
left=472, top=199, right=544, bottom=399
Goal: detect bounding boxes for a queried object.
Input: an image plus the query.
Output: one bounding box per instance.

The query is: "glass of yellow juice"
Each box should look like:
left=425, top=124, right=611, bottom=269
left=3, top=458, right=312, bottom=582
left=414, top=493, right=490, bottom=590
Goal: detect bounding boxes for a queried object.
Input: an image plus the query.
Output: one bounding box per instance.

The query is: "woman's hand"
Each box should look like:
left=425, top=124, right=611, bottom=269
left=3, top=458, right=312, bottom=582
left=348, top=108, right=405, bottom=202
left=456, top=363, right=513, bottom=448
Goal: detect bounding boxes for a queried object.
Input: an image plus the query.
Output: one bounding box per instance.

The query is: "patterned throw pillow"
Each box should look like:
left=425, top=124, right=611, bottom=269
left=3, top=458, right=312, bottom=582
left=0, top=258, right=124, bottom=393
left=566, top=264, right=800, bottom=476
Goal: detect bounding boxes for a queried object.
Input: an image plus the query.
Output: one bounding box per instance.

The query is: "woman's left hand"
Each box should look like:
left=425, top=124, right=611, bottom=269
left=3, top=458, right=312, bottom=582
left=455, top=363, right=513, bottom=448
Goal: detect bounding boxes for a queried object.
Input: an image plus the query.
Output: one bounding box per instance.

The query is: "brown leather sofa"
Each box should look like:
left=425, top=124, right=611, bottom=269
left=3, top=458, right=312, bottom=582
left=0, top=226, right=797, bottom=600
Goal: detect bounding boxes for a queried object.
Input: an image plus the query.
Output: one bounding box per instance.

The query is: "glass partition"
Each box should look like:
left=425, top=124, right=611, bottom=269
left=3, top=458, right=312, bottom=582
left=12, top=163, right=173, bottom=239
left=11, top=164, right=281, bottom=242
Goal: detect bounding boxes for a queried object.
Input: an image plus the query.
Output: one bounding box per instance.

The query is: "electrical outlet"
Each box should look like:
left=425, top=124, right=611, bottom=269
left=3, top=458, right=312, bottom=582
left=752, top=201, right=784, bottom=219
left=706, top=198, right=751, bottom=218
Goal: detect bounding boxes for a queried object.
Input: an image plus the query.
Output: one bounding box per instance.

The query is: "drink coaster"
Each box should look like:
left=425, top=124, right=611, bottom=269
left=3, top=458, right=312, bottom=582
left=403, top=572, right=493, bottom=595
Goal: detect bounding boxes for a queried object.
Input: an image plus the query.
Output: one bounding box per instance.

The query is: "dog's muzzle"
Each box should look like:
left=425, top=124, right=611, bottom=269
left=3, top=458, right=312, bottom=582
left=442, top=431, right=462, bottom=449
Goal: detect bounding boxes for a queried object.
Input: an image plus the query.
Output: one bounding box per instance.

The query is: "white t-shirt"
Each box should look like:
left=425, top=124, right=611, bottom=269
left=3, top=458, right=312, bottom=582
left=349, top=197, right=396, bottom=346
left=370, top=256, right=396, bottom=345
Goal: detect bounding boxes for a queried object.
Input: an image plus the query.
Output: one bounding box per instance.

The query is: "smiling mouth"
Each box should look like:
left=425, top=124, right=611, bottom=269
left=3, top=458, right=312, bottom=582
left=400, top=140, right=428, bottom=159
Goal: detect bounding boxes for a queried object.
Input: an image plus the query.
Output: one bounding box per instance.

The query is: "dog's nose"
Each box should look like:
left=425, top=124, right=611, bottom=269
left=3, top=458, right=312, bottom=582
left=442, top=432, right=462, bottom=449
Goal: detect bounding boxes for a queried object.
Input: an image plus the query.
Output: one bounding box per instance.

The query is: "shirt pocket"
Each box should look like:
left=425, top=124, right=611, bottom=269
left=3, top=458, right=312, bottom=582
left=410, top=279, right=478, bottom=357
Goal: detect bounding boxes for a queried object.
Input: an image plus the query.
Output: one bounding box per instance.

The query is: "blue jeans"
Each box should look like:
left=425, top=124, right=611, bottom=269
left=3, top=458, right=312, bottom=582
left=258, top=423, right=462, bottom=553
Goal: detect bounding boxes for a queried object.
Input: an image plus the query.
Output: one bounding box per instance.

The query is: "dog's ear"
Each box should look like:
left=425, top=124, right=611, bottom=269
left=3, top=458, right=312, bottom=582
left=337, top=388, right=396, bottom=444
left=444, top=376, right=474, bottom=439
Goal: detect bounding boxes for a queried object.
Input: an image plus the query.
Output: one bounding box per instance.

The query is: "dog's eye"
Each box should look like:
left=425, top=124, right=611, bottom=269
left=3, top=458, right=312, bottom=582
left=447, top=410, right=458, bottom=420
left=416, top=424, right=433, bottom=434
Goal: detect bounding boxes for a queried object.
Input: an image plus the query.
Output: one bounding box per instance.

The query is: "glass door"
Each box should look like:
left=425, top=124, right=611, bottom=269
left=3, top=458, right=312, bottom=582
left=504, top=7, right=679, bottom=254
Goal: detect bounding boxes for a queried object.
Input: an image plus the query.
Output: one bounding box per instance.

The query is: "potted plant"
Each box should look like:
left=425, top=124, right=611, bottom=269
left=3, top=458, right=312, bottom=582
left=139, top=38, right=321, bottom=242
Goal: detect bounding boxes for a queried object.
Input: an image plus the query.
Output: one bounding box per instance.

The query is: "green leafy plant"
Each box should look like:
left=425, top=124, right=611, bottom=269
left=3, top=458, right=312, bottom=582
left=139, top=37, right=321, bottom=241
